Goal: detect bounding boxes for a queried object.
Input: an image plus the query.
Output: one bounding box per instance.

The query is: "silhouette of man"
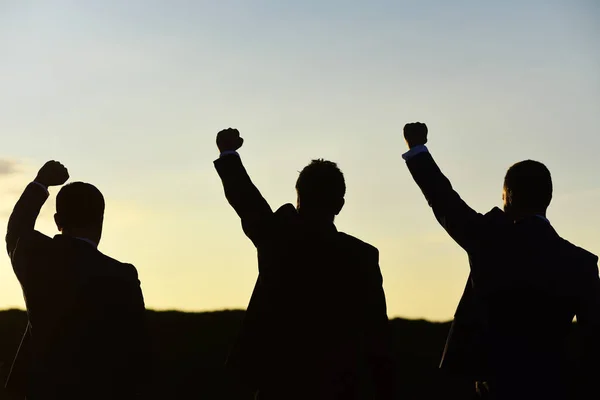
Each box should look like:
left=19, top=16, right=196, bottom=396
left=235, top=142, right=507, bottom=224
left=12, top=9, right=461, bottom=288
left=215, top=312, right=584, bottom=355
left=402, top=123, right=600, bottom=399
left=5, top=161, right=150, bottom=399
left=214, top=129, right=393, bottom=400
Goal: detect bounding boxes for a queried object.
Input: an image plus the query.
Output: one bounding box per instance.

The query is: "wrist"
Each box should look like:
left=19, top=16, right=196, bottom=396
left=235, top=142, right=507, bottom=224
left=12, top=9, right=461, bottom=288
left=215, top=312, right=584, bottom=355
left=31, top=181, right=50, bottom=194
left=402, top=144, right=429, bottom=161
left=33, top=178, right=48, bottom=188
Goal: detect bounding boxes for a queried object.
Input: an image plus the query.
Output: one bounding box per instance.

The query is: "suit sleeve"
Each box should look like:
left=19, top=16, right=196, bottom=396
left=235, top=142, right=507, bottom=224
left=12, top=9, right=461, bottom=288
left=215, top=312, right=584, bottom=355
left=406, top=152, right=484, bottom=252
left=6, top=183, right=50, bottom=276
left=4, top=324, right=32, bottom=396
left=113, top=266, right=151, bottom=397
left=575, top=257, right=600, bottom=396
left=81, top=265, right=152, bottom=397
left=365, top=249, right=395, bottom=399
left=214, top=154, right=274, bottom=247
left=125, top=274, right=153, bottom=397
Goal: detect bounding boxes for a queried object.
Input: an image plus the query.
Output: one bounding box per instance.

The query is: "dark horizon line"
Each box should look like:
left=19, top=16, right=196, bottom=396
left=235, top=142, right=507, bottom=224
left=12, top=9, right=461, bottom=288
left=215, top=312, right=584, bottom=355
left=0, top=307, right=453, bottom=324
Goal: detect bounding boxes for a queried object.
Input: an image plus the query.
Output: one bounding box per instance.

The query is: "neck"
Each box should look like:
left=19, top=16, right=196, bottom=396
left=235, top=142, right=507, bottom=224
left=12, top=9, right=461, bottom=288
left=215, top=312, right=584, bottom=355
left=298, top=211, right=335, bottom=225
left=62, top=229, right=100, bottom=246
left=510, top=210, right=546, bottom=223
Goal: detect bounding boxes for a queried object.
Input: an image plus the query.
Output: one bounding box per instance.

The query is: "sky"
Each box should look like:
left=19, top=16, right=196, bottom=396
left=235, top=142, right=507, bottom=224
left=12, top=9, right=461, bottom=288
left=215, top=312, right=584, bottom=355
left=0, top=0, right=598, bottom=321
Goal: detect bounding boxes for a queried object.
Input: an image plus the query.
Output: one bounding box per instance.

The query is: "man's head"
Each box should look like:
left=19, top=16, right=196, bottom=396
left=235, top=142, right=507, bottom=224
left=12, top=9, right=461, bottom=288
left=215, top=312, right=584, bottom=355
left=502, top=160, right=552, bottom=221
left=296, top=159, right=346, bottom=221
left=54, top=182, right=105, bottom=245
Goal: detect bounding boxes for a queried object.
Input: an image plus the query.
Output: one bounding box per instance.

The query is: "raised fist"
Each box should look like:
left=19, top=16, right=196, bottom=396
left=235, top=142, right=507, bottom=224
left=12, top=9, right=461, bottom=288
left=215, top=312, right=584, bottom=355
left=35, top=160, right=69, bottom=187
left=403, top=122, right=428, bottom=149
left=216, top=128, right=244, bottom=153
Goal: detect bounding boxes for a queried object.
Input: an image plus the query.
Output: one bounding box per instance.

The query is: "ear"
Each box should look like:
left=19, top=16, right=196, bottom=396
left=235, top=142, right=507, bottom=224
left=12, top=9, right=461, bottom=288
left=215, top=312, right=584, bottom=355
left=334, top=198, right=345, bottom=216
left=54, top=213, right=63, bottom=232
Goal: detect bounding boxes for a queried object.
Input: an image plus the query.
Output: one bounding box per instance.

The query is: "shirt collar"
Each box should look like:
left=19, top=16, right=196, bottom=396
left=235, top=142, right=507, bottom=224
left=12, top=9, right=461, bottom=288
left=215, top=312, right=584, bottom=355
left=75, top=237, right=98, bottom=248
left=535, top=215, right=550, bottom=224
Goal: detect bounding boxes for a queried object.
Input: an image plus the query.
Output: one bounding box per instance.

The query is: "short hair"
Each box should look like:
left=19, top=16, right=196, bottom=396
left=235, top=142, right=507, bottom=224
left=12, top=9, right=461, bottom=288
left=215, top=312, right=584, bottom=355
left=56, top=182, right=105, bottom=229
left=503, top=160, right=552, bottom=212
left=296, top=159, right=346, bottom=213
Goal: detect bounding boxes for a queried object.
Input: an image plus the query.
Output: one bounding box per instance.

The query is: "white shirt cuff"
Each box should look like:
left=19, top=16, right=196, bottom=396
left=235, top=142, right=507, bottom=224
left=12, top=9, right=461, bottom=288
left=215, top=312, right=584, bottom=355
left=402, top=145, right=429, bottom=161
left=32, top=181, right=49, bottom=194
left=220, top=150, right=239, bottom=158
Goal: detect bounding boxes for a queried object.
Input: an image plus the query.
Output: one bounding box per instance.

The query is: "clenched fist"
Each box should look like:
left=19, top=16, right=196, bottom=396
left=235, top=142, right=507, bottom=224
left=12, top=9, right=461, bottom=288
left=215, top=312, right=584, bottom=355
left=35, top=160, right=69, bottom=187
left=216, top=128, right=244, bottom=153
left=404, top=122, right=428, bottom=149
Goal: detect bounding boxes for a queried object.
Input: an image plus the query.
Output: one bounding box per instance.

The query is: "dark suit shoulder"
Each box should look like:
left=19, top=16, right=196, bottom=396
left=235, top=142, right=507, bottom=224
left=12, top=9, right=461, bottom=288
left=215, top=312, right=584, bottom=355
left=13, top=230, right=52, bottom=251
left=95, top=252, right=140, bottom=282
left=338, top=232, right=378, bottom=257
left=10, top=230, right=52, bottom=265
left=483, top=207, right=510, bottom=224
left=271, top=203, right=299, bottom=228
left=338, top=233, right=383, bottom=288
left=483, top=207, right=504, bottom=218
left=274, top=203, right=297, bottom=218
left=557, top=238, right=599, bottom=273
left=10, top=231, right=53, bottom=283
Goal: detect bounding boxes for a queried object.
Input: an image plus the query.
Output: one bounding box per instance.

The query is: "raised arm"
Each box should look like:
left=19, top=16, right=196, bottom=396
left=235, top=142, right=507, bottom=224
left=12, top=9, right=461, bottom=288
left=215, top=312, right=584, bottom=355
left=6, top=161, right=69, bottom=260
left=214, top=128, right=274, bottom=247
left=403, top=123, right=484, bottom=252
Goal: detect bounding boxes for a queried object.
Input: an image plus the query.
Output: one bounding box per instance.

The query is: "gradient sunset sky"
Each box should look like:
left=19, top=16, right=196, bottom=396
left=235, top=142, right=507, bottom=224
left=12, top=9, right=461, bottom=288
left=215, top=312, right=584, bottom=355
left=1, top=1, right=598, bottom=321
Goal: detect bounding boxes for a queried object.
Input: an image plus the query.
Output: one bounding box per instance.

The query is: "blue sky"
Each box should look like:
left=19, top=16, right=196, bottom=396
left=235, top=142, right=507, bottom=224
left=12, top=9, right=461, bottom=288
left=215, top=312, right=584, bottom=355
left=0, top=0, right=598, bottom=320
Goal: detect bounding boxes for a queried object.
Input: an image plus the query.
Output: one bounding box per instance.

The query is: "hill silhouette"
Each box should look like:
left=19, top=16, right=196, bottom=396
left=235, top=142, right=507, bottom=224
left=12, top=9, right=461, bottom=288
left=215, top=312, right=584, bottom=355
left=0, top=309, right=584, bottom=399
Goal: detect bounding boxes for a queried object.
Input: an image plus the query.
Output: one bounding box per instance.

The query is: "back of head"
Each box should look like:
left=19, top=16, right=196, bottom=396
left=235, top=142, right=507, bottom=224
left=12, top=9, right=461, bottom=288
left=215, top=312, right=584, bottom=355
left=296, top=159, right=346, bottom=218
left=56, top=182, right=105, bottom=233
left=503, top=160, right=552, bottom=219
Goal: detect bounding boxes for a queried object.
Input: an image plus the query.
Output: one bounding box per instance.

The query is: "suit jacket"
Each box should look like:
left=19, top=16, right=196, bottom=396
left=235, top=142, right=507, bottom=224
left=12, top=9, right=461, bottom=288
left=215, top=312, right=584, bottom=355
left=5, top=183, right=151, bottom=399
left=215, top=154, right=393, bottom=399
left=407, top=152, right=600, bottom=398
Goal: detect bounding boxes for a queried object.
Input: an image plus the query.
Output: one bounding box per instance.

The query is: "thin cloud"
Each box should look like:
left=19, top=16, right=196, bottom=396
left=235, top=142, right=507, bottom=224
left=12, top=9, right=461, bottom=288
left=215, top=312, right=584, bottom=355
left=0, top=159, right=19, bottom=176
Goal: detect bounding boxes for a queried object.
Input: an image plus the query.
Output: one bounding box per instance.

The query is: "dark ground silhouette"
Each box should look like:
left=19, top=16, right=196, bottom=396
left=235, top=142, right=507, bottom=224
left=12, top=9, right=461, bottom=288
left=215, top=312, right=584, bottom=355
left=0, top=309, right=583, bottom=399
